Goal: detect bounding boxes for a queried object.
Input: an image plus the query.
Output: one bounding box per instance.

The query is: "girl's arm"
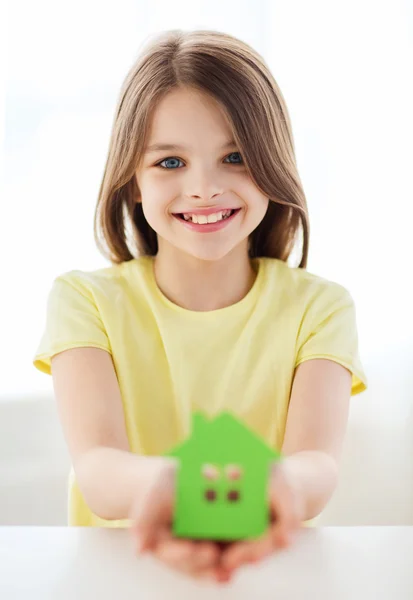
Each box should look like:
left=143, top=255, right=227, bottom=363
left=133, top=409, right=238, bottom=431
left=280, top=358, right=352, bottom=520
left=51, top=347, right=173, bottom=521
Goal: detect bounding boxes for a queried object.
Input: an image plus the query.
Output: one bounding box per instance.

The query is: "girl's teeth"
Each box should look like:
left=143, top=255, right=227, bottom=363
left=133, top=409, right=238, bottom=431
left=182, top=210, right=234, bottom=224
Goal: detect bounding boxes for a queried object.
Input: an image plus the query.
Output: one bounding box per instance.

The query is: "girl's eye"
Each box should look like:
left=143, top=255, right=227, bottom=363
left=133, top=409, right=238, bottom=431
left=157, top=157, right=184, bottom=169
left=224, top=152, right=243, bottom=165
left=155, top=152, right=243, bottom=170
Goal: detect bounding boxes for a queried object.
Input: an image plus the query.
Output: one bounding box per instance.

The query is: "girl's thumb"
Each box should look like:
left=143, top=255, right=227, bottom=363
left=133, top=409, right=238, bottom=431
left=131, top=471, right=176, bottom=551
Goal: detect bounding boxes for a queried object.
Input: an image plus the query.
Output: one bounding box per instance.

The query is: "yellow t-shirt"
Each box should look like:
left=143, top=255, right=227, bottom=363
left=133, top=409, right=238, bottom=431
left=33, top=256, right=367, bottom=528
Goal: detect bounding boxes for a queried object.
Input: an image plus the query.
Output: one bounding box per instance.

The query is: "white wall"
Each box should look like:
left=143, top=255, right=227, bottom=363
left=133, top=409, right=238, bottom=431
left=321, top=339, right=413, bottom=525
left=0, top=395, right=70, bottom=525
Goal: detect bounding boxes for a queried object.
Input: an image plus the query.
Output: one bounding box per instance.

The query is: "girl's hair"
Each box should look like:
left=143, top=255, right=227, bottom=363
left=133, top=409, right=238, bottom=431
left=94, top=29, right=309, bottom=268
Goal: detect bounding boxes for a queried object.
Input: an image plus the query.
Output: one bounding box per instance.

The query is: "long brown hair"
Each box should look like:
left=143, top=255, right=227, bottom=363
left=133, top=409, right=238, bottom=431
left=94, top=29, right=309, bottom=268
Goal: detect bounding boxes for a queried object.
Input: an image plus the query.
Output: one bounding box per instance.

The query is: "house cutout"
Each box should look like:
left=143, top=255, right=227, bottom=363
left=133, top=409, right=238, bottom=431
left=164, top=411, right=282, bottom=541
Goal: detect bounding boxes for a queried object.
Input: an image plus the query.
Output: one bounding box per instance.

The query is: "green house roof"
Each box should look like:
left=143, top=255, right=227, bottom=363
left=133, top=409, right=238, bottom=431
left=165, top=411, right=280, bottom=462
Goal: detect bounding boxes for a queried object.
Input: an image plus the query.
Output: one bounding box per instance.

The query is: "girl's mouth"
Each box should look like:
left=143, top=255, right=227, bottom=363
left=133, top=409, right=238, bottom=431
left=172, top=208, right=241, bottom=233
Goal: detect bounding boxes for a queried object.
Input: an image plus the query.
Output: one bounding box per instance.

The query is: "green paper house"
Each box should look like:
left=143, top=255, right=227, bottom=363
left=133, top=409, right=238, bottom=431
left=164, top=411, right=282, bottom=541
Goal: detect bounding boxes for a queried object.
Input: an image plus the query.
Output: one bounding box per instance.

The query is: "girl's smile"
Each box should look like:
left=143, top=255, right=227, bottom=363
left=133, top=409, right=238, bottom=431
left=172, top=207, right=242, bottom=233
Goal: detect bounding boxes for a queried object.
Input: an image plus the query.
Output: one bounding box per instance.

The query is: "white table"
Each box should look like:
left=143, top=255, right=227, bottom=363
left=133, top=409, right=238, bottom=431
left=0, top=526, right=412, bottom=599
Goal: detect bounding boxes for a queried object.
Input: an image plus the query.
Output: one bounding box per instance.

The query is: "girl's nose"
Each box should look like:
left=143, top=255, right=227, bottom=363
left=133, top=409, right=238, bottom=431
left=185, top=167, right=225, bottom=202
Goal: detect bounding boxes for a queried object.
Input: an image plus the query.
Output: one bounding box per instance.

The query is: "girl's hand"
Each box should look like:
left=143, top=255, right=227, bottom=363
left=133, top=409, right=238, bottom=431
left=129, top=458, right=223, bottom=581
left=219, top=460, right=305, bottom=573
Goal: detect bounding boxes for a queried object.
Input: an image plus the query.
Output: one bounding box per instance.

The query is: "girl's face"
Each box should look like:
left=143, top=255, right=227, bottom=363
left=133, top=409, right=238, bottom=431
left=135, top=86, right=269, bottom=262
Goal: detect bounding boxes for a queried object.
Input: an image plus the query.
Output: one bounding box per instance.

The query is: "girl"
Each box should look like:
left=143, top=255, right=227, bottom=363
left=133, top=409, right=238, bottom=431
left=33, top=29, right=367, bottom=583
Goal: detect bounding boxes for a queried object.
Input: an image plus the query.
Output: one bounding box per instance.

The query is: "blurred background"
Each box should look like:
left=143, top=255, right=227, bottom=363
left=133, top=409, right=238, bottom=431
left=1, top=0, right=412, bottom=525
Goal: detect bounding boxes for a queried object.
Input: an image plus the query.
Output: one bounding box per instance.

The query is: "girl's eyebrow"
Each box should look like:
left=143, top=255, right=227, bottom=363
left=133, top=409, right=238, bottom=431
left=144, top=139, right=237, bottom=154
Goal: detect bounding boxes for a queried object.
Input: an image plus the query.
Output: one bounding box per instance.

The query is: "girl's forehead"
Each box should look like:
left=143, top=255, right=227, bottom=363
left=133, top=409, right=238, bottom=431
left=146, top=92, right=235, bottom=155
left=148, top=87, right=231, bottom=132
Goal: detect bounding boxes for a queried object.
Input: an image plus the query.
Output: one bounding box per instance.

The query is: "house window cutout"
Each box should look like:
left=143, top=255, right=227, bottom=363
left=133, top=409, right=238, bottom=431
left=227, top=490, right=241, bottom=502
left=201, top=463, right=221, bottom=481
left=204, top=489, right=217, bottom=502
left=224, top=464, right=243, bottom=481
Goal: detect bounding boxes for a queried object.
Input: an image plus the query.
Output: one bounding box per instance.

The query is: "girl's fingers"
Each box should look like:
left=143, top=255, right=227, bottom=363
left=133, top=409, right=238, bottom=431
left=155, top=538, right=195, bottom=564
left=154, top=537, right=221, bottom=575
left=214, top=566, right=234, bottom=584
left=132, top=515, right=172, bottom=554
left=132, top=494, right=174, bottom=551
left=130, top=459, right=177, bottom=551
left=270, top=494, right=301, bottom=548
left=221, top=469, right=301, bottom=571
left=269, top=466, right=301, bottom=547
left=221, top=519, right=297, bottom=572
left=220, top=534, right=273, bottom=571
left=191, top=540, right=221, bottom=569
left=136, top=532, right=234, bottom=583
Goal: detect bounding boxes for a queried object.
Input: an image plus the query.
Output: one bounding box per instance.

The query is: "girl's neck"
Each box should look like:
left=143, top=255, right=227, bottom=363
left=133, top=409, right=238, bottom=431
left=152, top=243, right=257, bottom=312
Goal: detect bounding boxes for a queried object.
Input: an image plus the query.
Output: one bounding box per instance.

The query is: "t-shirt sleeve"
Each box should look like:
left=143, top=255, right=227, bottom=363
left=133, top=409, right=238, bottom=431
left=295, top=283, right=367, bottom=396
left=33, top=272, right=111, bottom=375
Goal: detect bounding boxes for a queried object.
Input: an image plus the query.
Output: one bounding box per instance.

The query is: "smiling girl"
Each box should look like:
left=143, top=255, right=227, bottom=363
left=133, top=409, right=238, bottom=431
left=34, top=29, right=367, bottom=583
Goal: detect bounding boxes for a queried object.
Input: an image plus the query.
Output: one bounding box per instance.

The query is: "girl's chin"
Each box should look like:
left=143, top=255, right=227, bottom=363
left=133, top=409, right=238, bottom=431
left=154, top=230, right=250, bottom=262
left=161, top=242, right=247, bottom=263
